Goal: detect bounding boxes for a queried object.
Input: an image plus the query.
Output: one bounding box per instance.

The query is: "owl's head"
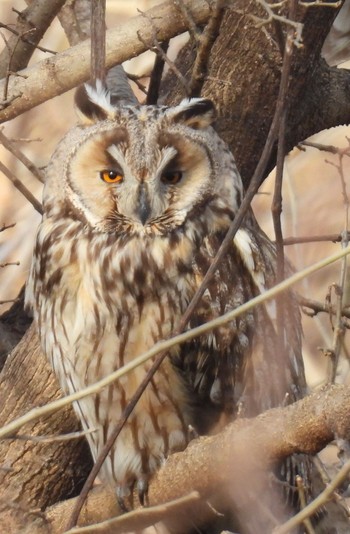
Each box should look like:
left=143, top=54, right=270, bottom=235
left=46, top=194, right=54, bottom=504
left=44, top=81, right=243, bottom=235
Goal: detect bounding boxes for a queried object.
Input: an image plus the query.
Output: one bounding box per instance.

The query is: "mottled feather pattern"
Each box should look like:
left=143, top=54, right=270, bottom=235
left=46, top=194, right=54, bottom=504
left=26, top=89, right=307, bottom=500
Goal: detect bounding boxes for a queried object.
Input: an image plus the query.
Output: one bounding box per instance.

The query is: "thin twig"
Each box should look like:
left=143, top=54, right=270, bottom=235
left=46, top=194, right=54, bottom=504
left=65, top=492, right=200, bottom=534
left=0, top=222, right=16, bottom=232
left=0, top=299, right=18, bottom=305
left=273, top=458, right=350, bottom=534
left=296, top=476, right=316, bottom=534
left=298, top=140, right=350, bottom=156
left=0, top=129, right=45, bottom=183
left=0, top=261, right=19, bottom=268
left=0, top=22, right=57, bottom=55
left=252, top=0, right=303, bottom=46
left=313, top=455, right=350, bottom=517
left=125, top=71, right=148, bottom=95
left=173, top=0, right=201, bottom=42
left=0, top=31, right=13, bottom=101
left=90, top=0, right=106, bottom=83
left=298, top=294, right=350, bottom=321
left=146, top=41, right=169, bottom=105
left=326, top=152, right=349, bottom=383
left=299, top=0, right=342, bottom=6
left=8, top=428, right=96, bottom=443
left=0, top=160, right=42, bottom=214
left=137, top=9, right=190, bottom=95
left=271, top=0, right=297, bottom=370
left=282, top=232, right=350, bottom=246
left=189, top=0, right=226, bottom=97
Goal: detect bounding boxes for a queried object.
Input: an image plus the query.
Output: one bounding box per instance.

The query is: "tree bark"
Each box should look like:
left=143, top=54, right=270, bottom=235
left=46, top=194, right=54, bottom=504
left=0, top=325, right=92, bottom=533
left=162, top=1, right=348, bottom=186
left=0, top=0, right=66, bottom=79
left=44, top=384, right=350, bottom=534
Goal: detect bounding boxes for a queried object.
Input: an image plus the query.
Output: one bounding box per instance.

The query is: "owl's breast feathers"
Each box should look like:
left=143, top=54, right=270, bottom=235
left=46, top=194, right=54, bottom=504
left=26, top=203, right=304, bottom=489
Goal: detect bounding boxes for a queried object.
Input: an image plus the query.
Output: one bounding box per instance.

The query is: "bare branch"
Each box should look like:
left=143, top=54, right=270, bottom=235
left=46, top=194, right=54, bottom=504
left=271, top=0, right=298, bottom=364
left=251, top=0, right=303, bottom=45
left=58, top=0, right=91, bottom=46
left=90, top=0, right=106, bottom=83
left=47, top=384, right=350, bottom=533
left=299, top=0, right=342, bottom=6
left=137, top=12, right=190, bottom=96
left=327, top=151, right=350, bottom=383
left=298, top=294, right=350, bottom=321
left=299, top=139, right=350, bottom=155
left=0, top=0, right=65, bottom=79
left=0, top=262, right=19, bottom=268
left=0, top=129, right=45, bottom=183
left=189, top=0, right=226, bottom=97
left=65, top=492, right=200, bottom=534
left=0, top=160, right=42, bottom=214
left=0, top=0, right=215, bottom=123
left=282, top=232, right=350, bottom=245
left=274, top=458, right=350, bottom=534
left=0, top=222, right=16, bottom=233
left=146, top=41, right=169, bottom=105
left=174, top=0, right=201, bottom=42
left=0, top=299, right=18, bottom=306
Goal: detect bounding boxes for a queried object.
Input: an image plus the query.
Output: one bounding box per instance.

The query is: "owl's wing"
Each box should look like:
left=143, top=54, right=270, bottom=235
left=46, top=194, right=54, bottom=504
left=233, top=210, right=306, bottom=414
left=173, top=207, right=305, bottom=427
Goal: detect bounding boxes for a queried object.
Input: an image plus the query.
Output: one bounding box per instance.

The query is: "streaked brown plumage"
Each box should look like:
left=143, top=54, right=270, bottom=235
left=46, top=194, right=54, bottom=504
left=26, top=82, right=307, bottom=504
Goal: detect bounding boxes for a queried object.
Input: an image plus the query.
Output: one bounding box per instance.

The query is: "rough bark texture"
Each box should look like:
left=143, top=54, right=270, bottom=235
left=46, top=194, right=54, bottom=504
left=43, top=384, right=350, bottom=534
left=0, top=325, right=92, bottom=533
left=0, top=0, right=214, bottom=122
left=162, top=1, right=349, bottom=186
left=0, top=0, right=66, bottom=79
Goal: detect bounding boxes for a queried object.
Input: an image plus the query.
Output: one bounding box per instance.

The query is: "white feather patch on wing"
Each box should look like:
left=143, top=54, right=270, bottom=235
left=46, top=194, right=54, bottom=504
left=85, top=80, right=115, bottom=114
left=234, top=228, right=277, bottom=322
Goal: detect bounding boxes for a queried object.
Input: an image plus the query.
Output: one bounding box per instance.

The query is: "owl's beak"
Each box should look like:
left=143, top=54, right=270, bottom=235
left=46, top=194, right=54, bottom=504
left=136, top=183, right=151, bottom=225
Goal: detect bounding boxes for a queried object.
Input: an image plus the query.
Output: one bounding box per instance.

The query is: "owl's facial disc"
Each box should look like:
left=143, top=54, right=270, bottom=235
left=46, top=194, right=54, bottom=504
left=68, top=122, right=214, bottom=231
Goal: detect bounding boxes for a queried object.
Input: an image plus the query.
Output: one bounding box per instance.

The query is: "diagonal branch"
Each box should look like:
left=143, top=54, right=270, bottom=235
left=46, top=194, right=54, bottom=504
left=47, top=384, right=350, bottom=533
left=0, top=0, right=215, bottom=123
left=0, top=0, right=65, bottom=79
left=0, top=129, right=44, bottom=183
left=0, top=160, right=42, bottom=214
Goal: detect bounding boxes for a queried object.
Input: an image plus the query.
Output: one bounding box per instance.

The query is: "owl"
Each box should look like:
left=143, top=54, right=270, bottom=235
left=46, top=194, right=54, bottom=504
left=25, top=81, right=306, bottom=508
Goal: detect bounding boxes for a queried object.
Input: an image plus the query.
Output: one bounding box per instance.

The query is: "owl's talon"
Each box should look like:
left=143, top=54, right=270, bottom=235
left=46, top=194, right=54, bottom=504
left=116, top=484, right=132, bottom=513
left=137, top=476, right=149, bottom=506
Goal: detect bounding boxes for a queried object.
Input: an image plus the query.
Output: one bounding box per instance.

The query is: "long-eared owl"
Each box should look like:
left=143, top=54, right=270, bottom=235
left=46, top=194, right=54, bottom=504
left=25, top=81, right=306, bottom=504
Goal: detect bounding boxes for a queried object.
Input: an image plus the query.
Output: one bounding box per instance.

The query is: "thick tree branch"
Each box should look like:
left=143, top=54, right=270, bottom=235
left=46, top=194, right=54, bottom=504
left=0, top=326, right=92, bottom=533
left=162, top=1, right=346, bottom=186
left=0, top=0, right=214, bottom=123
left=44, top=384, right=350, bottom=533
left=0, top=0, right=65, bottom=80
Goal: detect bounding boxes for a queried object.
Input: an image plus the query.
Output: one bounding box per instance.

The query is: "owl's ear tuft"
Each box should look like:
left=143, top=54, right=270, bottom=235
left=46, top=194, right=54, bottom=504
left=74, top=81, right=115, bottom=124
left=170, top=98, right=216, bottom=129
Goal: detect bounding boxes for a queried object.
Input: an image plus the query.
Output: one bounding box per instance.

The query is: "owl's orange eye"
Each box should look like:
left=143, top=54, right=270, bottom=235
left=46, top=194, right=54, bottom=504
left=100, top=170, right=124, bottom=183
left=161, top=171, right=183, bottom=185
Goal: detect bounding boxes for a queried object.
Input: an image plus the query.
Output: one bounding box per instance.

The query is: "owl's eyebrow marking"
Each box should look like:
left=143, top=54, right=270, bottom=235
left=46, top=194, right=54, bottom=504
left=157, top=146, right=178, bottom=176
left=106, top=144, right=128, bottom=169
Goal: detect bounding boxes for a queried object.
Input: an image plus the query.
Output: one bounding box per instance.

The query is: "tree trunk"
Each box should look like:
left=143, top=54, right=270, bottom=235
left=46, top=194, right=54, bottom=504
left=0, top=325, right=92, bottom=533
left=162, top=1, right=348, bottom=186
